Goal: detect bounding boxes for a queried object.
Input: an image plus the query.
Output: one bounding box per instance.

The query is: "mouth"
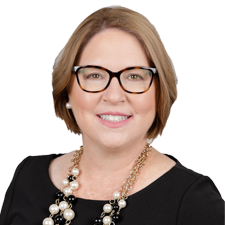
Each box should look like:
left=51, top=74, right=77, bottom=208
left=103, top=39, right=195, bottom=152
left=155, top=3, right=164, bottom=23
left=97, top=115, right=131, bottom=122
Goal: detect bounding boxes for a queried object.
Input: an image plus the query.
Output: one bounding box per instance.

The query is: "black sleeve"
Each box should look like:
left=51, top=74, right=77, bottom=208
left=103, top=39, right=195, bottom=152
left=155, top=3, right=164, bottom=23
left=177, top=175, right=224, bottom=225
left=0, top=156, right=31, bottom=225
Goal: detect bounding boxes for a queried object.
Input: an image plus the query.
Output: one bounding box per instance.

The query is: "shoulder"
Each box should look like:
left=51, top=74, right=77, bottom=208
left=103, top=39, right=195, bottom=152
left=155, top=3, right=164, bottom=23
left=8, top=154, right=58, bottom=177
left=10, top=154, right=61, bottom=186
left=165, top=154, right=223, bottom=198
left=176, top=175, right=224, bottom=224
left=0, top=154, right=61, bottom=224
left=7, top=153, right=63, bottom=197
left=156, top=152, right=224, bottom=224
left=18, top=154, right=60, bottom=171
left=166, top=156, right=224, bottom=224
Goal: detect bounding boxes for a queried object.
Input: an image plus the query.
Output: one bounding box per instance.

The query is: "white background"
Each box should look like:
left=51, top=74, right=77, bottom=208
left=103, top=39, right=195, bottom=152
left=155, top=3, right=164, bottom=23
left=0, top=0, right=224, bottom=210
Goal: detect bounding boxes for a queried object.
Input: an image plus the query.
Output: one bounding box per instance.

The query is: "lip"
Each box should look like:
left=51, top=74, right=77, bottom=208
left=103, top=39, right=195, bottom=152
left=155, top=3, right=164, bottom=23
left=96, top=114, right=132, bottom=128
left=97, top=111, right=131, bottom=116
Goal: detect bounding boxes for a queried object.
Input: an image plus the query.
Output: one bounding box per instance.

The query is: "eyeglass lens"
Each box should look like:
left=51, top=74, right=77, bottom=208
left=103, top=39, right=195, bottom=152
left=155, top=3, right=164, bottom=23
left=77, top=67, right=153, bottom=92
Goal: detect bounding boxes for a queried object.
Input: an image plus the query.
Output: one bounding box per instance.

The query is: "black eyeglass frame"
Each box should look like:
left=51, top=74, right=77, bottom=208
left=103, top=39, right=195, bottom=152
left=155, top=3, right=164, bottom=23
left=72, top=65, right=157, bottom=94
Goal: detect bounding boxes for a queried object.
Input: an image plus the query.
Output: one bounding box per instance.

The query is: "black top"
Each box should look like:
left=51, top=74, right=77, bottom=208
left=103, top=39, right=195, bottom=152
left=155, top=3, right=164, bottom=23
left=0, top=154, right=224, bottom=225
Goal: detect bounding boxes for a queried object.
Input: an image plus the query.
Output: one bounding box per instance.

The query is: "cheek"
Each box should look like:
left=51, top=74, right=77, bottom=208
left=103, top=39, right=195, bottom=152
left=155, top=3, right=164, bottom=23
left=134, top=97, right=156, bottom=122
left=69, top=81, right=99, bottom=123
left=132, top=81, right=156, bottom=118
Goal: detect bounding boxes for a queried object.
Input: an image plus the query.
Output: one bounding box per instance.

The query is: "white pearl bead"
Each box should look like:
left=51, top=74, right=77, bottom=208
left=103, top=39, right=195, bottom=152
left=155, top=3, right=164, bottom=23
left=70, top=180, right=79, bottom=190
left=64, top=187, right=73, bottom=196
left=103, top=216, right=112, bottom=224
left=118, top=199, right=126, bottom=208
left=42, top=218, right=54, bottom=225
left=113, top=191, right=120, bottom=199
left=65, top=102, right=71, bottom=109
left=49, top=204, right=59, bottom=214
left=62, top=179, right=69, bottom=187
left=103, top=203, right=112, bottom=213
left=63, top=208, right=75, bottom=220
left=71, top=167, right=79, bottom=176
left=59, top=201, right=69, bottom=211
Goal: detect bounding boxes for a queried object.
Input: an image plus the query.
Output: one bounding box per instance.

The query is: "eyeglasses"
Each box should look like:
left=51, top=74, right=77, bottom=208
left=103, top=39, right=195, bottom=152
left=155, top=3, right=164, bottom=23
left=72, top=65, right=157, bottom=94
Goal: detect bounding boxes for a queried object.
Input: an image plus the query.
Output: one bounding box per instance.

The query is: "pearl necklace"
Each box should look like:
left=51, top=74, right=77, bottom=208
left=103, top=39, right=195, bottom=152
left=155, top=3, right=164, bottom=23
left=43, top=142, right=152, bottom=225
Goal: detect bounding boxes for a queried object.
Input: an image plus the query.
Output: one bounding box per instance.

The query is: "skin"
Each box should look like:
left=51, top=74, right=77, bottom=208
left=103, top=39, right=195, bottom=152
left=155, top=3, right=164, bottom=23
left=49, top=29, right=176, bottom=200
left=71, top=29, right=156, bottom=155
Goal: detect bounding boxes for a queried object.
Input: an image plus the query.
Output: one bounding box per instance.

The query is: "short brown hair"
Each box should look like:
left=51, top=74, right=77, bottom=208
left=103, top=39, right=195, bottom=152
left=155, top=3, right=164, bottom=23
left=52, top=6, right=177, bottom=140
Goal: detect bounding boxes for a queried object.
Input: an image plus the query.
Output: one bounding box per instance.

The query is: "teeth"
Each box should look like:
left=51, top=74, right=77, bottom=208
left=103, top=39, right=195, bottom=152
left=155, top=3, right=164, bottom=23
left=99, top=115, right=130, bottom=122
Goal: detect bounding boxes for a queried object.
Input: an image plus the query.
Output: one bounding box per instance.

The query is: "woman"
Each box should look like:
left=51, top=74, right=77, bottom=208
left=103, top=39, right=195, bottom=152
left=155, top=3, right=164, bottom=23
left=0, top=6, right=224, bottom=225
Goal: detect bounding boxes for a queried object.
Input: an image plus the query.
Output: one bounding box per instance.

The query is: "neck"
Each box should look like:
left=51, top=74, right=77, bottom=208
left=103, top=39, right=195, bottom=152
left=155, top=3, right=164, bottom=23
left=78, top=136, right=148, bottom=177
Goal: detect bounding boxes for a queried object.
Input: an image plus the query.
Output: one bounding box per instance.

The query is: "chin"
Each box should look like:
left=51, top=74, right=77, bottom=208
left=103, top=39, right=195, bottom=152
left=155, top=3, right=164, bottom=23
left=100, top=138, right=125, bottom=150
left=97, top=133, right=138, bottom=150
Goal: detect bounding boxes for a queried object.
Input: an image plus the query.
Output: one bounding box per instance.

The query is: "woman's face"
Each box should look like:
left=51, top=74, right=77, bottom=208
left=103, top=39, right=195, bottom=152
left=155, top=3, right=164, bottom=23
left=69, top=29, right=156, bottom=149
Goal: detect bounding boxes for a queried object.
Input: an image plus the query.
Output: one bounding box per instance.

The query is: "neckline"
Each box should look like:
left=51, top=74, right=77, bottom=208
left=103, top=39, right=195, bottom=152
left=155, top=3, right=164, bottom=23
left=46, top=153, right=180, bottom=203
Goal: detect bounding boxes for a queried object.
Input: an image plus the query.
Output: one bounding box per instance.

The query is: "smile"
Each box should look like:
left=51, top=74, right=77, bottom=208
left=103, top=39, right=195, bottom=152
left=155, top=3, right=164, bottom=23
left=98, top=115, right=131, bottom=122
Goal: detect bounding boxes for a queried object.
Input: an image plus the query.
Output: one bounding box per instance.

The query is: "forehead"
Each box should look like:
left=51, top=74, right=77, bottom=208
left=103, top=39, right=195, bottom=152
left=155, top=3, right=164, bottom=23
left=78, top=28, right=149, bottom=71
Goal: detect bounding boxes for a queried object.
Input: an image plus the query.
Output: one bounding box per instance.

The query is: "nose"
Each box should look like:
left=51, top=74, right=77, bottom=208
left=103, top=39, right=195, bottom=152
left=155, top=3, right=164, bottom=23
left=102, top=77, right=126, bottom=104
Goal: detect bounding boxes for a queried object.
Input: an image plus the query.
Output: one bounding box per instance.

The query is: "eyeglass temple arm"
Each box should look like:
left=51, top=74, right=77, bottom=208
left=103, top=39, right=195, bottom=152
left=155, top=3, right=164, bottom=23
left=141, top=66, right=157, bottom=74
left=74, top=66, right=80, bottom=72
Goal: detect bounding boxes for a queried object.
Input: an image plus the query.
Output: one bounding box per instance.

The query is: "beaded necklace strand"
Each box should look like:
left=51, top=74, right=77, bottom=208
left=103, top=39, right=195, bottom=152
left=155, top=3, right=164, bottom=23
left=43, top=142, right=152, bottom=225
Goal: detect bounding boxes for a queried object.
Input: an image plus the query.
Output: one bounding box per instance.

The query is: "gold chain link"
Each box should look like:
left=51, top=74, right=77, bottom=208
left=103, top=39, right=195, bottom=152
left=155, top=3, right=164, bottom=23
left=119, top=142, right=152, bottom=198
left=71, top=142, right=152, bottom=199
left=68, top=146, right=84, bottom=175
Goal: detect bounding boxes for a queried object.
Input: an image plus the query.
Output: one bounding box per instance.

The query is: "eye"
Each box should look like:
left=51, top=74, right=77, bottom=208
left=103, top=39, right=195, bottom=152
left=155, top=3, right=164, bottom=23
left=86, top=73, right=102, bottom=79
left=128, top=74, right=143, bottom=80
